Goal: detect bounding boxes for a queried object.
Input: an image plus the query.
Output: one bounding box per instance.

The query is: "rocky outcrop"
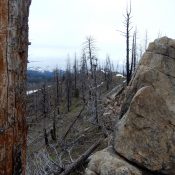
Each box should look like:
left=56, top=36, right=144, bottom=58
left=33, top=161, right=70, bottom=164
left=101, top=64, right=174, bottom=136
left=86, top=37, right=175, bottom=175
left=114, top=37, right=175, bottom=174
left=0, top=1, right=31, bottom=175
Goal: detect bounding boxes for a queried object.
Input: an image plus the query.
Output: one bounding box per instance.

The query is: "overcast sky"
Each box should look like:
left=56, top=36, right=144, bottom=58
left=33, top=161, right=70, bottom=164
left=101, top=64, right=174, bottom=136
left=28, top=0, right=175, bottom=70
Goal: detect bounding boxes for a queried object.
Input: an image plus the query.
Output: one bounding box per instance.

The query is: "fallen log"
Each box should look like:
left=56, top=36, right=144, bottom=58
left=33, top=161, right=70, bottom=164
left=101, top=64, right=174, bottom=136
left=55, top=138, right=102, bottom=175
left=62, top=103, right=86, bottom=142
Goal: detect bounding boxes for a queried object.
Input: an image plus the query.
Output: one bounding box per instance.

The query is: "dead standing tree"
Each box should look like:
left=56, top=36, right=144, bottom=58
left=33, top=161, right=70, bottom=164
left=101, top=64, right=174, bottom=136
left=118, top=3, right=133, bottom=85
left=104, top=55, right=113, bottom=91
left=124, top=3, right=133, bottom=84
left=118, top=2, right=139, bottom=85
left=84, top=36, right=96, bottom=78
left=65, top=58, right=72, bottom=112
left=41, top=83, right=49, bottom=145
left=34, top=90, right=39, bottom=121
left=73, top=54, right=79, bottom=98
left=84, top=37, right=100, bottom=124
left=84, top=36, right=96, bottom=99
left=80, top=50, right=88, bottom=103
left=130, top=30, right=137, bottom=74
left=50, top=68, right=62, bottom=141
left=54, top=68, right=61, bottom=114
left=93, top=58, right=99, bottom=124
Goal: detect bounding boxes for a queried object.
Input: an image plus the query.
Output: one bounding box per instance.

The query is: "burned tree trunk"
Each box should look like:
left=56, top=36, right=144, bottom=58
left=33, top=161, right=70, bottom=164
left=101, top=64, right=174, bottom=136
left=0, top=0, right=31, bottom=175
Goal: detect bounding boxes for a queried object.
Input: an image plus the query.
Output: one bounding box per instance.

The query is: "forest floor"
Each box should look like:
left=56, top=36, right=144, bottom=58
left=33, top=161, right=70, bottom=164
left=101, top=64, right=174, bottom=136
left=26, top=76, right=125, bottom=175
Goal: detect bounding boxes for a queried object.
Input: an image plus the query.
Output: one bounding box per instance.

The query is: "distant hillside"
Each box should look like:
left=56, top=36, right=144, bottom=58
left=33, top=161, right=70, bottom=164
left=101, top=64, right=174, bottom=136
left=27, top=69, right=64, bottom=83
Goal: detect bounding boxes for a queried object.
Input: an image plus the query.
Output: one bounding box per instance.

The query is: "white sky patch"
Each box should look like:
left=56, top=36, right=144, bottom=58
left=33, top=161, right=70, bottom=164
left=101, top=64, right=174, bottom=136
left=28, top=0, right=175, bottom=70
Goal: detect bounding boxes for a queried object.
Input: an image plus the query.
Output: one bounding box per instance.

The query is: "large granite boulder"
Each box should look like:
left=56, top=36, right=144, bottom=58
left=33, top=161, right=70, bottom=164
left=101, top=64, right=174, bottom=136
left=85, top=147, right=143, bottom=175
left=114, top=37, right=175, bottom=174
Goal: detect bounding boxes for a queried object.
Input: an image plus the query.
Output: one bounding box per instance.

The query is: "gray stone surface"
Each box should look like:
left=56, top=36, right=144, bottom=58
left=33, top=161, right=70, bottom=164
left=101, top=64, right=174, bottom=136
left=114, top=37, right=175, bottom=174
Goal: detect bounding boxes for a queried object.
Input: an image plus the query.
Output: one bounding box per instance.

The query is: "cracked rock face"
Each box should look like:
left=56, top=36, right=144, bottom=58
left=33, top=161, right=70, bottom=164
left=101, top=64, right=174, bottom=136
left=114, top=37, right=175, bottom=174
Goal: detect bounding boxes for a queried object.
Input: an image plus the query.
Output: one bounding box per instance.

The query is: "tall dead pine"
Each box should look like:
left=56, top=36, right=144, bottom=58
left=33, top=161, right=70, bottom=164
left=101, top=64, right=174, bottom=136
left=65, top=58, right=72, bottom=112
left=125, top=4, right=132, bottom=84
left=118, top=3, right=133, bottom=85
left=41, top=83, right=49, bottom=145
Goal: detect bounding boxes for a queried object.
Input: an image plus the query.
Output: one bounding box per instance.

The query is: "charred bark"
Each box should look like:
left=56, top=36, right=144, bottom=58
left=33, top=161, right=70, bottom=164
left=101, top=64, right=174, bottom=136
left=0, top=0, right=31, bottom=174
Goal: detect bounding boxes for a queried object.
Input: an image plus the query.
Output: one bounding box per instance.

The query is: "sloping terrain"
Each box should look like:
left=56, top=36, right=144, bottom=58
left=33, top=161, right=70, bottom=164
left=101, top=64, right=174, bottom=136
left=26, top=74, right=125, bottom=175
left=86, top=37, right=175, bottom=175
